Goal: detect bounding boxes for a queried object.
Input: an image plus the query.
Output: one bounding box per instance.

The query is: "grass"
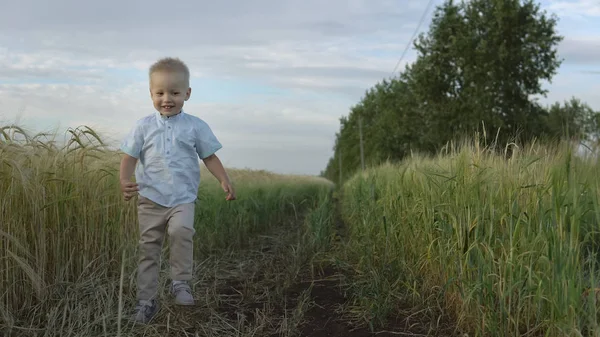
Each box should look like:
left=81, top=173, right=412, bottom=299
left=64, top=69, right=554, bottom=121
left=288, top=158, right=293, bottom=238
left=334, top=137, right=600, bottom=336
left=1, top=125, right=335, bottom=336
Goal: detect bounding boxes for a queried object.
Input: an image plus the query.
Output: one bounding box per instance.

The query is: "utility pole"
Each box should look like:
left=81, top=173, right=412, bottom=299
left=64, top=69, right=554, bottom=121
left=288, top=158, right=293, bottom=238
left=359, top=115, right=365, bottom=171
left=338, top=148, right=342, bottom=185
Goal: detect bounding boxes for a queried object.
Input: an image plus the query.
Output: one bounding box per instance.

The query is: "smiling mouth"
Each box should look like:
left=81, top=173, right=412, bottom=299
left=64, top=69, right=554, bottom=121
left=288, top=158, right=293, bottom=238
left=162, top=106, right=174, bottom=109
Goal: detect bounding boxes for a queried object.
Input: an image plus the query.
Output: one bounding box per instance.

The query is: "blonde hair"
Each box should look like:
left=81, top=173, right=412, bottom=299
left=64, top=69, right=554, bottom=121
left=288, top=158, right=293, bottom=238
left=149, top=57, right=190, bottom=86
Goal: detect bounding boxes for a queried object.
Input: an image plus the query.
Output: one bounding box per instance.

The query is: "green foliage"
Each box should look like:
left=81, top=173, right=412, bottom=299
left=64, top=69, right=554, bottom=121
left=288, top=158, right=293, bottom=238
left=545, top=97, right=600, bottom=141
left=322, top=0, right=599, bottom=183
left=336, top=141, right=600, bottom=336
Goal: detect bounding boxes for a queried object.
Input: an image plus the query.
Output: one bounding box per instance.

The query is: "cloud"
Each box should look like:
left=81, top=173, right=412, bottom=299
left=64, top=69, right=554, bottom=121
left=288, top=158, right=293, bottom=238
left=547, top=0, right=600, bottom=19
left=1, top=0, right=600, bottom=175
left=558, top=36, right=600, bottom=65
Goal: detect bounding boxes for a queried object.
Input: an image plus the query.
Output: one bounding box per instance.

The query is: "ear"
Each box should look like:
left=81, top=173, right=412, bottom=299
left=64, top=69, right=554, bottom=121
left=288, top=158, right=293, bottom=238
left=185, top=87, right=192, bottom=101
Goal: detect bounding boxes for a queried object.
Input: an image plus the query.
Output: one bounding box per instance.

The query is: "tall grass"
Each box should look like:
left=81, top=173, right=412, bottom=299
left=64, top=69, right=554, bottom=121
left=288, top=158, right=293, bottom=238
left=0, top=125, right=332, bottom=333
left=337, top=137, right=600, bottom=336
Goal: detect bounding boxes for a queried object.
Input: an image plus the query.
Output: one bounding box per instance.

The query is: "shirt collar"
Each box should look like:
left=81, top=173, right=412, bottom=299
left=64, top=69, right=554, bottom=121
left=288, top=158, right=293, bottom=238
left=156, top=109, right=185, bottom=123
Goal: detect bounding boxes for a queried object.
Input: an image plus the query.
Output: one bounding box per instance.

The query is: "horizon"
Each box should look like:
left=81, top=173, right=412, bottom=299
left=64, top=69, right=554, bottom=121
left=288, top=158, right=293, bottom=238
left=1, top=0, right=599, bottom=175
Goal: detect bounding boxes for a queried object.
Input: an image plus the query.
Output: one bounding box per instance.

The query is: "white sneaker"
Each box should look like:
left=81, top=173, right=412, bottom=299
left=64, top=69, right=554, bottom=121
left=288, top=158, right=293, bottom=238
left=171, top=281, right=194, bottom=305
left=131, top=299, right=159, bottom=324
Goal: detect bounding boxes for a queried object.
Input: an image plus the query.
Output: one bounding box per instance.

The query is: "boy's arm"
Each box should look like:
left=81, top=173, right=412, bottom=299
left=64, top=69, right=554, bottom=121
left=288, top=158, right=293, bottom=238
left=202, top=154, right=236, bottom=201
left=120, top=154, right=139, bottom=201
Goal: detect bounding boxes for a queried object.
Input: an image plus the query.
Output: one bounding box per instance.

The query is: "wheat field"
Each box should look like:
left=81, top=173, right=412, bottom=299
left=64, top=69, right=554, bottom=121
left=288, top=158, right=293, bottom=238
left=336, top=138, right=600, bottom=336
left=1, top=125, right=335, bottom=336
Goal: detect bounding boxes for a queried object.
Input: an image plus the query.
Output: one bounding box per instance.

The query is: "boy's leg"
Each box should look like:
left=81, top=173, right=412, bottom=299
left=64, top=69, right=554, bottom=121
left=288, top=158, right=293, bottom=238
left=136, top=196, right=169, bottom=302
left=166, top=202, right=196, bottom=305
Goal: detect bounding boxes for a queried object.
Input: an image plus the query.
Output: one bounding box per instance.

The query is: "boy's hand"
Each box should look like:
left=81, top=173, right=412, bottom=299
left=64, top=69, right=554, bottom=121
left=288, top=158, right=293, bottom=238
left=120, top=180, right=139, bottom=201
left=221, top=181, right=236, bottom=201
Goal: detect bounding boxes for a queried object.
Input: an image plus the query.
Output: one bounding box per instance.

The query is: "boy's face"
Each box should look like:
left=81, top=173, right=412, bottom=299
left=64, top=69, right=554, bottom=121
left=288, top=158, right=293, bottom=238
left=149, top=71, right=191, bottom=116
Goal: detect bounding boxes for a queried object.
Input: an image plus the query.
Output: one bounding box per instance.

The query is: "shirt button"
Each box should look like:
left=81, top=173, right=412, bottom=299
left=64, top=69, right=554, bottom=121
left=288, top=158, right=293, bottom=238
left=167, top=138, right=170, bottom=141
left=167, top=151, right=170, bottom=154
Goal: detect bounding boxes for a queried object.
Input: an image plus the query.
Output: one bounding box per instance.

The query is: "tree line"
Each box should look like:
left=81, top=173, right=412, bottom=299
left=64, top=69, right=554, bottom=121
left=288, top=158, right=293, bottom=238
left=321, top=0, right=599, bottom=183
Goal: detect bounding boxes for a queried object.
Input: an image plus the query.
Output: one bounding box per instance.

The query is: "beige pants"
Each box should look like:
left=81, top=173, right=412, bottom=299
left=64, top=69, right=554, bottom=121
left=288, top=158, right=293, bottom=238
left=136, top=196, right=195, bottom=301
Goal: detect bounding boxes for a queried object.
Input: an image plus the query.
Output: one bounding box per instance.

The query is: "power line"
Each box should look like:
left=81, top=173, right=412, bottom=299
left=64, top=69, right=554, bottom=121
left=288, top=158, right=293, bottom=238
left=390, top=0, right=437, bottom=76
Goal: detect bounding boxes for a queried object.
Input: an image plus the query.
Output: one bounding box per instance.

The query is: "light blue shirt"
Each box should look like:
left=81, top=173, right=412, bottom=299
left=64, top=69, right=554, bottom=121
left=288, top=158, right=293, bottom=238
left=120, top=110, right=222, bottom=207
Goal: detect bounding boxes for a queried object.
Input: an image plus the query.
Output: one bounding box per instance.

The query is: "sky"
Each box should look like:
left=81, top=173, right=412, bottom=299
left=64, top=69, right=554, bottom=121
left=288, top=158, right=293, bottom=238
left=1, top=0, right=599, bottom=175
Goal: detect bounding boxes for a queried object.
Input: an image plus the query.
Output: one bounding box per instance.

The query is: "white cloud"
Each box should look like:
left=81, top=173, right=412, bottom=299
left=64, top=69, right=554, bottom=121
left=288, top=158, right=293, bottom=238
left=547, top=0, right=600, bottom=19
left=557, top=36, right=600, bottom=65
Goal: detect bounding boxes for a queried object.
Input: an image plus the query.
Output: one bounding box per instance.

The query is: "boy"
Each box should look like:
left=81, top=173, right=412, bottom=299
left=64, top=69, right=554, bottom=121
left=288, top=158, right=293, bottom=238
left=119, top=57, right=236, bottom=324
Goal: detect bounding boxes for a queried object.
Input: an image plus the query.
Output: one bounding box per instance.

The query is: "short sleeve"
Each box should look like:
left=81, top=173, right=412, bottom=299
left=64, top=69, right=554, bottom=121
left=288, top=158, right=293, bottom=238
left=194, top=120, right=222, bottom=159
left=120, top=120, right=145, bottom=158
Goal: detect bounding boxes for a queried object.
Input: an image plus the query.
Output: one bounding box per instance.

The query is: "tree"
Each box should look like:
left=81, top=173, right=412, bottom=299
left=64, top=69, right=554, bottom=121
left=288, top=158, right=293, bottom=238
left=407, top=0, right=563, bottom=148
left=545, top=97, right=600, bottom=142
left=321, top=0, right=570, bottom=183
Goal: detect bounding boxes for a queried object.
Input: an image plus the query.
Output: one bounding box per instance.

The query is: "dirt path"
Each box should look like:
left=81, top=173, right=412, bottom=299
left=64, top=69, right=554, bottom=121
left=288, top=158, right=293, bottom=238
left=126, top=204, right=457, bottom=337
left=288, top=198, right=458, bottom=337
